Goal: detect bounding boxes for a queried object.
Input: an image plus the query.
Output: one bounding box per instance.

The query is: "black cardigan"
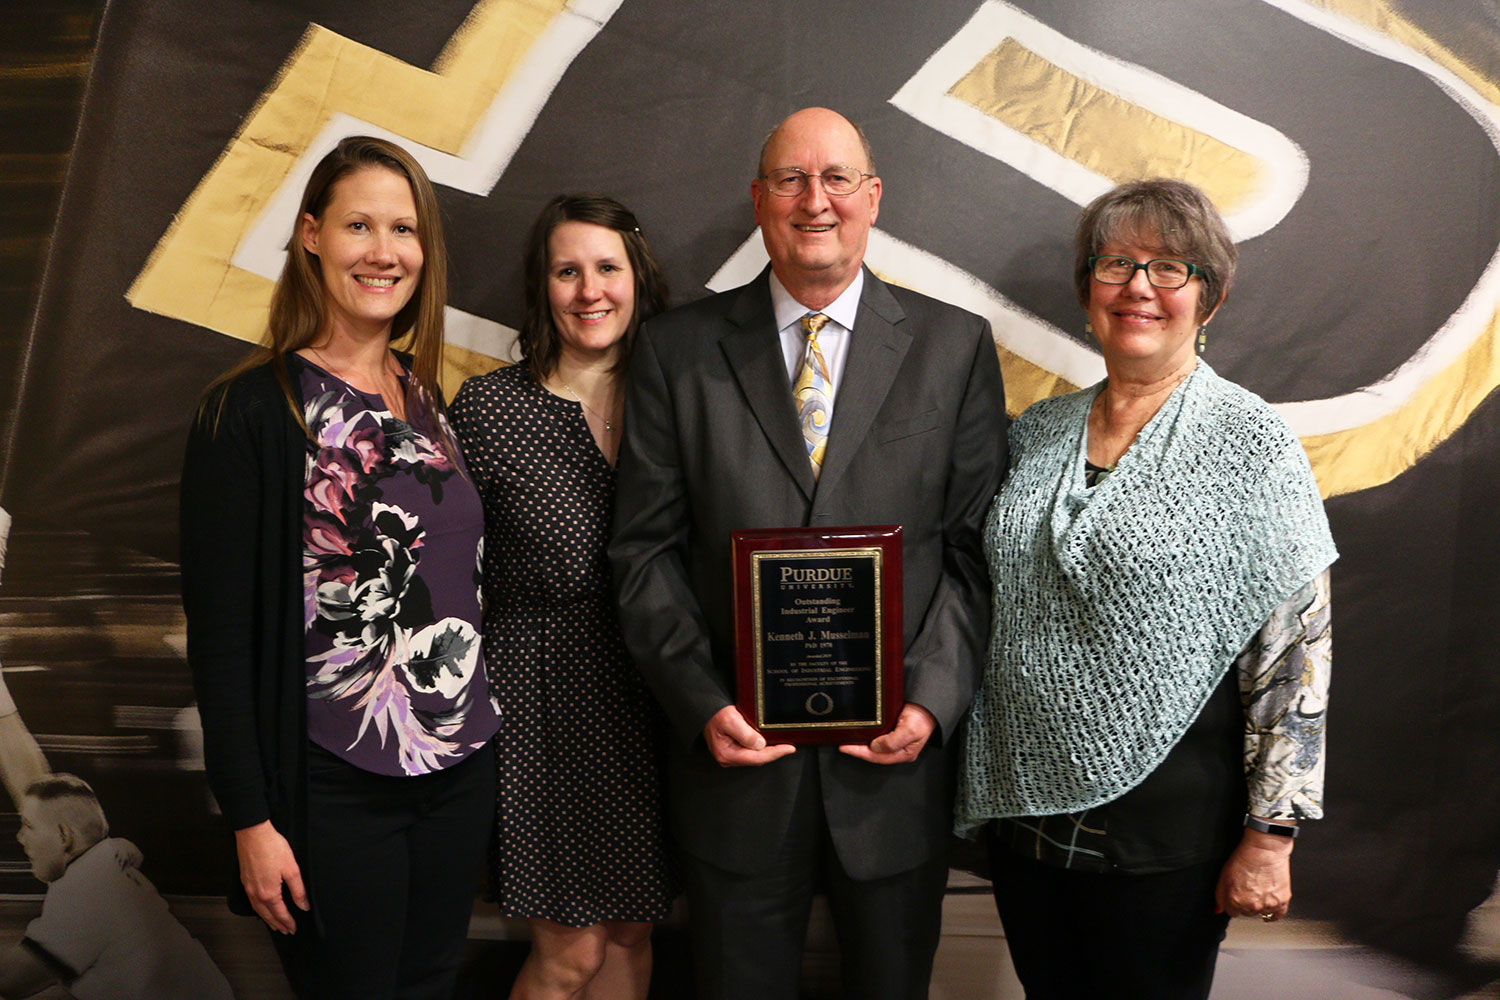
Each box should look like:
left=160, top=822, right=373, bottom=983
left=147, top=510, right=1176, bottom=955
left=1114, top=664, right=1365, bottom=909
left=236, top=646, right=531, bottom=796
left=180, top=360, right=310, bottom=913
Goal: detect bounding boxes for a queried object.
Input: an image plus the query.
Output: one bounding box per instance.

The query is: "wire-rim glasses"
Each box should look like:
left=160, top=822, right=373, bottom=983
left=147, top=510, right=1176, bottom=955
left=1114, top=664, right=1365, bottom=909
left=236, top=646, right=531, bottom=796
left=760, top=167, right=875, bottom=197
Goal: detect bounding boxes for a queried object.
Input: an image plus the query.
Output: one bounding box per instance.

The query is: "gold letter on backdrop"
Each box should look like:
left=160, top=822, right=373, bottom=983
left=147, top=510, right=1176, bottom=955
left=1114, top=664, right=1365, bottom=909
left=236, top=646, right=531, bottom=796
left=127, top=0, right=623, bottom=392
left=883, top=0, right=1500, bottom=497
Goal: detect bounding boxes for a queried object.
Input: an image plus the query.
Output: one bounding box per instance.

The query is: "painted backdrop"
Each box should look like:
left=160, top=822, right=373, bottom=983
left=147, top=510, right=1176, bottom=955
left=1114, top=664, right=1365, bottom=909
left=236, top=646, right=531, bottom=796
left=2, top=0, right=1499, bottom=990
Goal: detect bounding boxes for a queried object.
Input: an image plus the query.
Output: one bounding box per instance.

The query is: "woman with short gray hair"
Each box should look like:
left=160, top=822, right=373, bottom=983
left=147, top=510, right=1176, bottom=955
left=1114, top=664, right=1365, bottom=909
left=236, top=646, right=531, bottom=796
left=958, top=178, right=1336, bottom=998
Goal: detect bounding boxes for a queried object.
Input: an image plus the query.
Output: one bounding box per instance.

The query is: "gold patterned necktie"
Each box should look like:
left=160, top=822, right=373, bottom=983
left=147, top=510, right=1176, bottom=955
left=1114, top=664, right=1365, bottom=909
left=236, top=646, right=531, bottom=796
left=795, top=313, right=834, bottom=478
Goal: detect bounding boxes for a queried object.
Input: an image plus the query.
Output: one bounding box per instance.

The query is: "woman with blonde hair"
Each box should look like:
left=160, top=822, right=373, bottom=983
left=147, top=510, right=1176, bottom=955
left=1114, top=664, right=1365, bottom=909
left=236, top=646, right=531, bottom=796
left=181, top=135, right=498, bottom=999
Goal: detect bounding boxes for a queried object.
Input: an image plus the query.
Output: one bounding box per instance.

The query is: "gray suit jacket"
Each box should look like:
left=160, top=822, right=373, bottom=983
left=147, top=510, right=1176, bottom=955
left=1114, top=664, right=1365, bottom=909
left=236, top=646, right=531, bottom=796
left=610, top=267, right=1006, bottom=879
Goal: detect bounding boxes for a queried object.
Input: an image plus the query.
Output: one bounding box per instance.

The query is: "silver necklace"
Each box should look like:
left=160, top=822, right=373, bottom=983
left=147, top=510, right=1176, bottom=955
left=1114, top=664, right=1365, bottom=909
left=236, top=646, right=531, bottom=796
left=558, top=377, right=617, bottom=432
left=309, top=346, right=404, bottom=418
left=309, top=346, right=395, bottom=386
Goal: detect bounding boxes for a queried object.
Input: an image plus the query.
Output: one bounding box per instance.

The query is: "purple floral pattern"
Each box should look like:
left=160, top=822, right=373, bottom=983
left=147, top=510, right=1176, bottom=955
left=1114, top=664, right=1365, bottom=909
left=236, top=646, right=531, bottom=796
left=298, top=360, right=496, bottom=776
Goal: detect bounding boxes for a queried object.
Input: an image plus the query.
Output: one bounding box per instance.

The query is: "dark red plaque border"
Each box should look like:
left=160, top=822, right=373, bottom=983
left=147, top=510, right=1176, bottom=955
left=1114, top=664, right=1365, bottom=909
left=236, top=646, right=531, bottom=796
left=731, top=525, right=903, bottom=746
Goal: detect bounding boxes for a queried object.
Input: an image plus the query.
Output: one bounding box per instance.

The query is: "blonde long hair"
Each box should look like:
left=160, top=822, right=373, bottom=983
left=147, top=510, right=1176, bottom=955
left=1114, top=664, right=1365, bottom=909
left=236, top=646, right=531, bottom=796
left=203, top=136, right=452, bottom=449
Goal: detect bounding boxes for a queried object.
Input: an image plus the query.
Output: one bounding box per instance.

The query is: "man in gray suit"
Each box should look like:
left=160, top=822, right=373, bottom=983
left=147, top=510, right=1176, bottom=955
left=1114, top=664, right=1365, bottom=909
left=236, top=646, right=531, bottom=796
left=610, top=107, right=1006, bottom=999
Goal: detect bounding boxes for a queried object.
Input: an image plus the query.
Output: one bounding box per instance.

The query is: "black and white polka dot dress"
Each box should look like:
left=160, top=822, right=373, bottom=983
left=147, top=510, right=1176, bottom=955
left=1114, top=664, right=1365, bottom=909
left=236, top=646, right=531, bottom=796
left=450, top=364, right=676, bottom=926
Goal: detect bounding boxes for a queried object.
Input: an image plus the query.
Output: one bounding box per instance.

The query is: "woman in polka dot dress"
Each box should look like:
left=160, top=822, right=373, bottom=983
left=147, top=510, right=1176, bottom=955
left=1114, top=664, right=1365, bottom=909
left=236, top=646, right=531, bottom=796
left=450, top=195, right=675, bottom=1000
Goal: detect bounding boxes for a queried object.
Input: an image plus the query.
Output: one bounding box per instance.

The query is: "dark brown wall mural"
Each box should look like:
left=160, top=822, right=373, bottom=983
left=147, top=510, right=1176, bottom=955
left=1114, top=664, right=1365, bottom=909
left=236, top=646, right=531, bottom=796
left=2, top=2, right=1499, bottom=997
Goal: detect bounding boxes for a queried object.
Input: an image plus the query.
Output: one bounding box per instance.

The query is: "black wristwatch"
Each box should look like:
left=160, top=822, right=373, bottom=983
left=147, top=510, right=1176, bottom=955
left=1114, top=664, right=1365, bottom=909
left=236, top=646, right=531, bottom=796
left=1244, top=814, right=1300, bottom=838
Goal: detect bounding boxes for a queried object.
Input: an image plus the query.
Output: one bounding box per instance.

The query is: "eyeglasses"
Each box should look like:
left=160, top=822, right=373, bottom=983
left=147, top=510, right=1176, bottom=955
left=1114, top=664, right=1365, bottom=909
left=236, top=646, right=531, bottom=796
left=1088, top=255, right=1205, bottom=289
left=759, top=167, right=875, bottom=197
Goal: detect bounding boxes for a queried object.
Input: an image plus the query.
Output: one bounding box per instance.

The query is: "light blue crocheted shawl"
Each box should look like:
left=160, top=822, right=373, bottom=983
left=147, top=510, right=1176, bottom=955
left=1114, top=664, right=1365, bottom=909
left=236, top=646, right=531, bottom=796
left=956, top=362, right=1337, bottom=837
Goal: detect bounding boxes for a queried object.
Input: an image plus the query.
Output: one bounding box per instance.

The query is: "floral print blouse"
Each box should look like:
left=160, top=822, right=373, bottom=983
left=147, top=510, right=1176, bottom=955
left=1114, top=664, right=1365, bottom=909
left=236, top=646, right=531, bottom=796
left=297, top=356, right=498, bottom=776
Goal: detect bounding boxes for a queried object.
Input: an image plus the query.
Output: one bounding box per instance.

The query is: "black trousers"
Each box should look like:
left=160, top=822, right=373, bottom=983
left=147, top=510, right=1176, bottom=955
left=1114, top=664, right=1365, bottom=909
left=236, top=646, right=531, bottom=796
left=680, top=753, right=949, bottom=1000
left=273, top=741, right=494, bottom=1000
left=988, top=841, right=1229, bottom=1000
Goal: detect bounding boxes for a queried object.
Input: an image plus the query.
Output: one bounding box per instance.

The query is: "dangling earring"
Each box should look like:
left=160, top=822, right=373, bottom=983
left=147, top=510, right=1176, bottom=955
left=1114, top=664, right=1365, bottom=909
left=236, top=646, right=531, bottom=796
left=1083, top=321, right=1093, bottom=341
left=1196, top=326, right=1207, bottom=354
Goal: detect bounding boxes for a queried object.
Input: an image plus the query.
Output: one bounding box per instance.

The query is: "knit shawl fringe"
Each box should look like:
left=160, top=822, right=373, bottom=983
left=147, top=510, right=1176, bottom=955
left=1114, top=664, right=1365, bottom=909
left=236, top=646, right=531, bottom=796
left=956, top=363, right=1337, bottom=837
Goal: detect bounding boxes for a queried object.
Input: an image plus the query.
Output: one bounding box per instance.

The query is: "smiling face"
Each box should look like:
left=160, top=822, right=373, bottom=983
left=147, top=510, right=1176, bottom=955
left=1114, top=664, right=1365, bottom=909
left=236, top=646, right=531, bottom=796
left=300, top=165, right=424, bottom=342
left=1086, top=235, right=1218, bottom=374
left=752, top=108, right=880, bottom=308
left=17, top=797, right=70, bottom=884
left=546, top=220, right=635, bottom=364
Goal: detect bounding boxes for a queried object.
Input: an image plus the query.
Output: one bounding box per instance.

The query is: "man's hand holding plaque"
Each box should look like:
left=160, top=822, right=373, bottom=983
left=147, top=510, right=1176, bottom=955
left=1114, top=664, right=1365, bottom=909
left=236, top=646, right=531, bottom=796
left=838, top=702, right=935, bottom=764
left=703, top=704, right=798, bottom=767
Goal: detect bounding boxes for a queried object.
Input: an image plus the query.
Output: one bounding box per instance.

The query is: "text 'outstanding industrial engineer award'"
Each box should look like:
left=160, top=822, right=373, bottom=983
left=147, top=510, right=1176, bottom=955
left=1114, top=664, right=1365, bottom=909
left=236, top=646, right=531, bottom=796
left=731, top=526, right=903, bottom=744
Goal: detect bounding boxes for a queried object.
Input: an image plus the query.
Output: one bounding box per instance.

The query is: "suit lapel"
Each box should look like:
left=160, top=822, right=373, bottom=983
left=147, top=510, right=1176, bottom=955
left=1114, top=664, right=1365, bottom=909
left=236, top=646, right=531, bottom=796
left=720, top=274, right=817, bottom=500
left=815, top=273, right=910, bottom=500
